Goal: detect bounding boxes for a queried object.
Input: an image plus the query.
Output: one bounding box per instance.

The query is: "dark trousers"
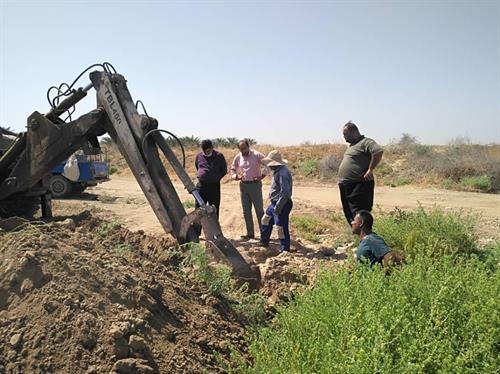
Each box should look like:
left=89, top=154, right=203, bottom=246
left=239, top=181, right=264, bottom=237
left=196, top=182, right=221, bottom=218
left=339, top=180, right=374, bottom=224
left=260, top=199, right=293, bottom=251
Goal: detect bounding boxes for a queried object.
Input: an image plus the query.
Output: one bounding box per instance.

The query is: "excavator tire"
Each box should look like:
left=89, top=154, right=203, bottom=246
left=0, top=196, right=40, bottom=219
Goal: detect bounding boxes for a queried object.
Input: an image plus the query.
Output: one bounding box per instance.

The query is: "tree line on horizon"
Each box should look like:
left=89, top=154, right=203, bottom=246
left=100, top=135, right=257, bottom=149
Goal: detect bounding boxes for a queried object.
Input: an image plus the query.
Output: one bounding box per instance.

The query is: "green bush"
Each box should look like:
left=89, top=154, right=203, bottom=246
left=373, top=207, right=479, bottom=259
left=113, top=243, right=134, bottom=254
left=442, top=177, right=457, bottom=190
left=241, top=256, right=499, bottom=373
left=299, top=159, right=318, bottom=176
left=460, top=175, right=492, bottom=191
left=180, top=243, right=266, bottom=325
left=96, top=219, right=121, bottom=237
left=231, top=285, right=267, bottom=326
left=395, top=176, right=411, bottom=186
left=291, top=215, right=326, bottom=243
left=181, top=243, right=233, bottom=297
left=327, top=210, right=344, bottom=223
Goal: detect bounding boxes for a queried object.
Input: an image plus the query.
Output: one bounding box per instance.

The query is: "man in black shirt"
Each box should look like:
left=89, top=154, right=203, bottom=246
left=194, top=139, right=227, bottom=218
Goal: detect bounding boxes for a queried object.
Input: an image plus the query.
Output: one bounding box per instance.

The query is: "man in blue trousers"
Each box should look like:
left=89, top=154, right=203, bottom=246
left=259, top=150, right=293, bottom=252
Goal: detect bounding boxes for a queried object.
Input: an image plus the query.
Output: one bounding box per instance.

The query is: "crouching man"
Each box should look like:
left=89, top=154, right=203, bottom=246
left=351, top=210, right=403, bottom=273
left=259, top=150, right=293, bottom=252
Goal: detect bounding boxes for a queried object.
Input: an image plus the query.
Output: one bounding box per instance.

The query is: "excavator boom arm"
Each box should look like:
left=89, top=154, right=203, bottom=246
left=0, top=67, right=260, bottom=288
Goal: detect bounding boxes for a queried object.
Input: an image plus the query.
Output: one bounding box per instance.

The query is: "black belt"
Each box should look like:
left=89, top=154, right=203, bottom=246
left=241, top=180, right=260, bottom=184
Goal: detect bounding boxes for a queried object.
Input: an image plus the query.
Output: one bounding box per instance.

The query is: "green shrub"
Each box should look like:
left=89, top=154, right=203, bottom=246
left=291, top=215, right=325, bottom=243
left=241, top=256, right=499, bottom=373
left=480, top=241, right=500, bottom=270
left=180, top=243, right=266, bottom=324
left=327, top=210, right=344, bottom=223
left=96, top=219, right=121, bottom=237
left=109, top=165, right=118, bottom=175
left=113, top=243, right=133, bottom=254
left=460, top=175, right=492, bottom=191
left=442, top=177, right=457, bottom=190
left=181, top=243, right=233, bottom=297
left=374, top=207, right=479, bottom=259
left=299, top=159, right=318, bottom=176
left=231, top=285, right=267, bottom=326
left=396, top=176, right=411, bottom=186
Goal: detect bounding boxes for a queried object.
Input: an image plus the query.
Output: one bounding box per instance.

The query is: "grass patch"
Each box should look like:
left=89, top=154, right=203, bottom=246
left=442, top=177, right=457, bottom=190
left=460, top=175, right=492, bottom=192
left=327, top=210, right=344, bottom=223
left=393, top=176, right=411, bottom=186
left=374, top=207, right=479, bottom=259
left=291, top=215, right=327, bottom=243
left=231, top=288, right=267, bottom=326
left=298, top=159, right=318, bottom=176
left=181, top=243, right=233, bottom=297
left=96, top=219, right=121, bottom=237
left=241, top=255, right=499, bottom=373
left=180, top=243, right=266, bottom=325
left=230, top=207, right=498, bottom=372
left=113, top=243, right=134, bottom=254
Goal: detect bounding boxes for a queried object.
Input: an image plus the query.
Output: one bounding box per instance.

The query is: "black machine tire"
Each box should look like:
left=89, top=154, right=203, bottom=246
left=49, top=175, right=72, bottom=197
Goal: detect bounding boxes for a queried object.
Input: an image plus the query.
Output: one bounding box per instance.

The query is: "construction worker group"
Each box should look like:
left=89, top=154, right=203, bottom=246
left=194, top=121, right=401, bottom=267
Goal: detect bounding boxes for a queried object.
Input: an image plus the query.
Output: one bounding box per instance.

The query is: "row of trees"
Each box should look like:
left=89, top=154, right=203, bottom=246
left=101, top=135, right=257, bottom=149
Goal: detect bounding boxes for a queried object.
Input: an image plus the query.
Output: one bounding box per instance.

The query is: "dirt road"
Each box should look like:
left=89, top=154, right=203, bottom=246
left=55, top=176, right=499, bottom=237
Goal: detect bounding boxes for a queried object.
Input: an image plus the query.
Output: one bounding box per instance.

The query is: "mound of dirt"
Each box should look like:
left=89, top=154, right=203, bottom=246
left=0, top=213, right=248, bottom=373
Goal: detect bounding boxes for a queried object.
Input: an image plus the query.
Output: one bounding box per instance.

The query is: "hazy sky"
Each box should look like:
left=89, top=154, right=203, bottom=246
left=1, top=0, right=499, bottom=145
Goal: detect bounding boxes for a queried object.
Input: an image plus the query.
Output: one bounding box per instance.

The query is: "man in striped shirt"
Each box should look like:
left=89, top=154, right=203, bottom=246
left=231, top=139, right=269, bottom=240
